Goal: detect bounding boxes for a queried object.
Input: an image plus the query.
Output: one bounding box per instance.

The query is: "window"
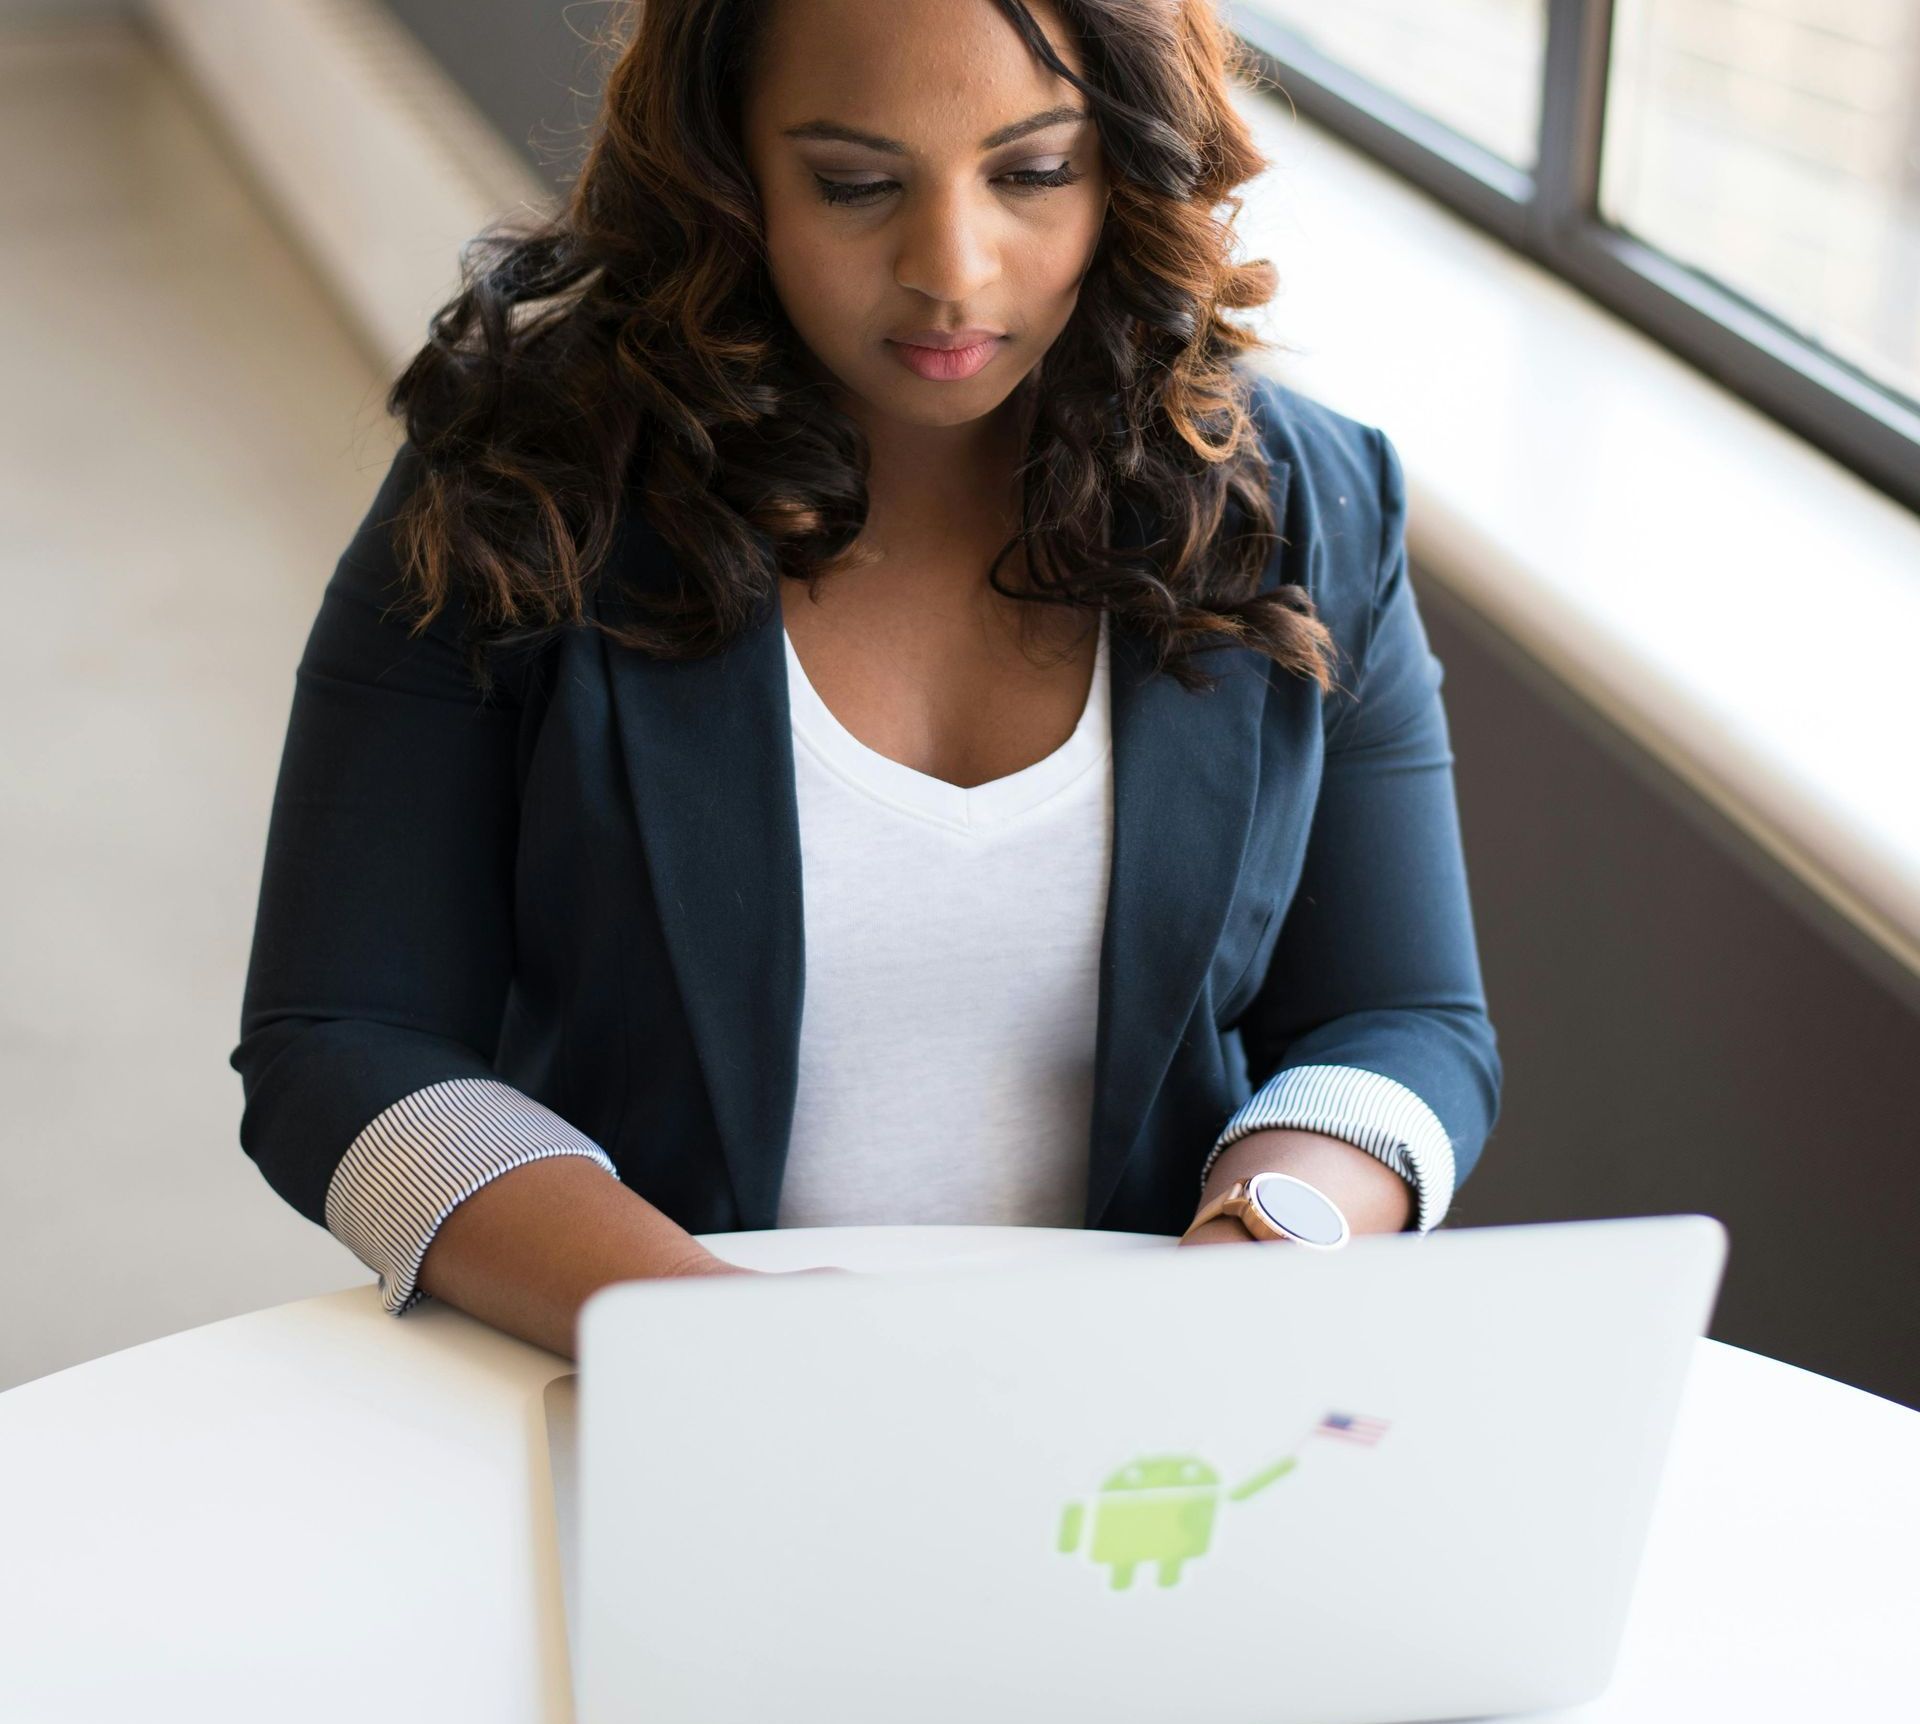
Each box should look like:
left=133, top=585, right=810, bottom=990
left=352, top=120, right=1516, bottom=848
left=1250, top=0, right=1548, bottom=167
left=1602, top=0, right=1920, bottom=409
left=1231, top=0, right=1920, bottom=513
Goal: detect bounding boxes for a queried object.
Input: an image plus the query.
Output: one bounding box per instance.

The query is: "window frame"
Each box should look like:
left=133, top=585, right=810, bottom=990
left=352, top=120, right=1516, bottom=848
left=1224, top=0, right=1920, bottom=516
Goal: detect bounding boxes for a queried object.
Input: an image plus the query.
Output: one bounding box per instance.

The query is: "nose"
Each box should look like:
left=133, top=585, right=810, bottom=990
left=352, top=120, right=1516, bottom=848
left=892, top=181, right=1002, bottom=306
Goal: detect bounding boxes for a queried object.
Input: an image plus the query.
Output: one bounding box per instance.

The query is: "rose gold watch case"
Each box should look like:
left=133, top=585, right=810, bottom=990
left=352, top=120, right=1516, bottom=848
left=1189, top=1172, right=1352, bottom=1250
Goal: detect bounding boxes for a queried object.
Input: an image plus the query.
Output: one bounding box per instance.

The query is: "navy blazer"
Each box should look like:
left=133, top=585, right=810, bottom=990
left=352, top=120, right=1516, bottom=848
left=231, top=370, right=1501, bottom=1244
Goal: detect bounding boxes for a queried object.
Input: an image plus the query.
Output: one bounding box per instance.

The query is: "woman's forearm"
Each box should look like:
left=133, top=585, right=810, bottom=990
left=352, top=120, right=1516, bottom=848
left=417, top=1155, right=745, bottom=1360
left=1182, top=1127, right=1415, bottom=1244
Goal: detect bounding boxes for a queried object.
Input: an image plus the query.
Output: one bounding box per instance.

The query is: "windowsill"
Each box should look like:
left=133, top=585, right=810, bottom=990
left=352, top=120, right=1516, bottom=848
left=1229, top=86, right=1920, bottom=993
left=150, top=0, right=1920, bottom=993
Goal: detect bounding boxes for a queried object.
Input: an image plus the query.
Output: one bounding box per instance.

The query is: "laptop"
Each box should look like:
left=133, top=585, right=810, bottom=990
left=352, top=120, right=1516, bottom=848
left=540, top=1214, right=1727, bottom=1724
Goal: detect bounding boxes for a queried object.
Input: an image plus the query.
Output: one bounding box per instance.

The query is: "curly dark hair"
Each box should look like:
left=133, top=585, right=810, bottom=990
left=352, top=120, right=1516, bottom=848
left=384, top=0, right=1339, bottom=698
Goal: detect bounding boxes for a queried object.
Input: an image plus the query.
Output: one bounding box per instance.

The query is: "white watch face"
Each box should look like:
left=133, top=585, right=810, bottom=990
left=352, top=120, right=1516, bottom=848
left=1249, top=1174, right=1348, bottom=1247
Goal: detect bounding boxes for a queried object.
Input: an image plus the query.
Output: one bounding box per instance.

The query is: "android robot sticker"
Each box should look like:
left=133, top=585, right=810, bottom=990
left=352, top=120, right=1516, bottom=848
left=1056, top=1411, right=1388, bottom=1590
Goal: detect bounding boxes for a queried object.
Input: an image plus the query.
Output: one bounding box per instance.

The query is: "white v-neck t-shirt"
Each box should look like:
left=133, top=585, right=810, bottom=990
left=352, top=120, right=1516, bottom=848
left=774, top=613, right=1114, bottom=1229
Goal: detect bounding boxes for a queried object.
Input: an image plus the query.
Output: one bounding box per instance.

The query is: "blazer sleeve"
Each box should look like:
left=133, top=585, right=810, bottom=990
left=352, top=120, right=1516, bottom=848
left=230, top=441, right=618, bottom=1316
left=1212, top=425, right=1503, bottom=1230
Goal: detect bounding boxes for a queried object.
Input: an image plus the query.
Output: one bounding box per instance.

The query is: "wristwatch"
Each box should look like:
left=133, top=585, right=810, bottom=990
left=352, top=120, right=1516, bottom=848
left=1183, top=1172, right=1351, bottom=1250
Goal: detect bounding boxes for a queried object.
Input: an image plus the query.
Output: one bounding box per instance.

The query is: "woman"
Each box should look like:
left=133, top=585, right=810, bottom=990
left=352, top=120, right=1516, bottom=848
left=231, top=0, right=1501, bottom=1360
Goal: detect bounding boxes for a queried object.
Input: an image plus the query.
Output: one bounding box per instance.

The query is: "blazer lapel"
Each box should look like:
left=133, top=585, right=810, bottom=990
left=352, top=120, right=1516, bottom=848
left=597, top=448, right=1295, bottom=1234
left=599, top=516, right=803, bottom=1230
left=1081, top=465, right=1294, bottom=1224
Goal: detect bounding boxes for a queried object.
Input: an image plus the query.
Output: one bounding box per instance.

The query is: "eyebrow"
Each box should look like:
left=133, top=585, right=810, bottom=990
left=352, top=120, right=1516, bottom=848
left=780, top=104, right=1089, bottom=156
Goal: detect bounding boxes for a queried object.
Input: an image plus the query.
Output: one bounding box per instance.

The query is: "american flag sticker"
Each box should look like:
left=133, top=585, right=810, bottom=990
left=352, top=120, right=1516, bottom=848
left=1314, top=1411, right=1390, bottom=1447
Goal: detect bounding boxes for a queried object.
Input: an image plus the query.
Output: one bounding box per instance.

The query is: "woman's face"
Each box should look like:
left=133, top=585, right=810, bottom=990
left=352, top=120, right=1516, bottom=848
left=740, top=0, right=1109, bottom=434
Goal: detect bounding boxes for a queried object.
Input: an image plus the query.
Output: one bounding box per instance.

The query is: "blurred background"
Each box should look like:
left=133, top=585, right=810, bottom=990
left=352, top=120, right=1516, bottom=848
left=2, top=0, right=1916, bottom=1404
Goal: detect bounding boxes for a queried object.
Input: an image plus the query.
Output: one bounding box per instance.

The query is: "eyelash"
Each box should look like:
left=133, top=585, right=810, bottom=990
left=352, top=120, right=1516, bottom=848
left=811, top=164, right=1083, bottom=208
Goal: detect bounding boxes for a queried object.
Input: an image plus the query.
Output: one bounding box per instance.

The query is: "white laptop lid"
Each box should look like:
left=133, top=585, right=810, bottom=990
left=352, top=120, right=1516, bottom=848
left=562, top=1215, right=1727, bottom=1724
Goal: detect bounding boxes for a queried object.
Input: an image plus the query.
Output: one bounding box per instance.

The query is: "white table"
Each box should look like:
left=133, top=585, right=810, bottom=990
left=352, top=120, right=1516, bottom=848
left=2, top=1226, right=1915, bottom=1722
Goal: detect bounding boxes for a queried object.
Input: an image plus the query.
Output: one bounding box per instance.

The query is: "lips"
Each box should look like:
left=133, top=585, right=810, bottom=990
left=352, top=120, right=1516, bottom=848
left=886, top=335, right=1004, bottom=382
left=883, top=330, right=1006, bottom=382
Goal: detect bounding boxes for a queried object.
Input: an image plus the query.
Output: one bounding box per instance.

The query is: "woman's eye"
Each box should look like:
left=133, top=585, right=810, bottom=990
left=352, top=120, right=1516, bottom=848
left=811, top=164, right=1083, bottom=208
left=812, top=176, right=892, bottom=208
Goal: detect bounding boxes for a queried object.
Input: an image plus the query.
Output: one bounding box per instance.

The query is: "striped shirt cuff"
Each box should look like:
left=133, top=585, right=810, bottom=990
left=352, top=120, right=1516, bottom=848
left=323, top=1077, right=621, bottom=1317
left=1202, top=1063, right=1457, bottom=1232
